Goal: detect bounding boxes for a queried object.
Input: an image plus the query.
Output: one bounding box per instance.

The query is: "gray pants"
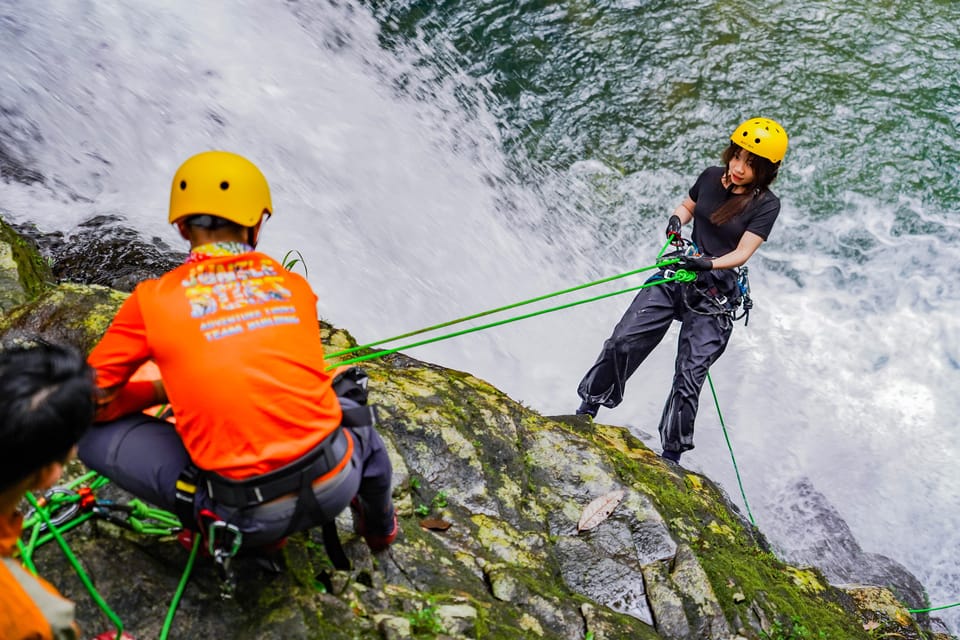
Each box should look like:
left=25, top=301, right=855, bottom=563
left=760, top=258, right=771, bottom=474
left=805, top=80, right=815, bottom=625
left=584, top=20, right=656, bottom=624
left=78, top=398, right=394, bottom=547
left=578, top=274, right=734, bottom=454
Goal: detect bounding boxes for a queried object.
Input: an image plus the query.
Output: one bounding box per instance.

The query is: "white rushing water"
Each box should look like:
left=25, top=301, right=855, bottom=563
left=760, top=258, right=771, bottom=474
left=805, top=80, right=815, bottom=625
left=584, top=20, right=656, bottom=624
left=3, top=1, right=959, bottom=632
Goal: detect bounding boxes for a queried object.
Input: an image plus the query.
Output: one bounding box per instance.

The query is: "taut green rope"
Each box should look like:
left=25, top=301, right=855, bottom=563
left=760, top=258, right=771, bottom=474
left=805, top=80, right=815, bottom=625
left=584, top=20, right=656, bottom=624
left=908, top=602, right=960, bottom=614
left=327, top=268, right=693, bottom=369
left=326, top=245, right=679, bottom=361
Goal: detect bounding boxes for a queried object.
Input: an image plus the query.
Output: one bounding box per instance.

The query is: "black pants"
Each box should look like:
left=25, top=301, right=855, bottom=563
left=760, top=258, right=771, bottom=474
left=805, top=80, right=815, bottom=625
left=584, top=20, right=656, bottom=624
left=78, top=398, right=394, bottom=547
left=578, top=274, right=734, bottom=454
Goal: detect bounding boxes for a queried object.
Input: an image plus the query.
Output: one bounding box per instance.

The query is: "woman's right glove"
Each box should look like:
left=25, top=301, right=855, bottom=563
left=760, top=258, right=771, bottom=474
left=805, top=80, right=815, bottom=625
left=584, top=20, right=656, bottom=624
left=675, top=255, right=713, bottom=271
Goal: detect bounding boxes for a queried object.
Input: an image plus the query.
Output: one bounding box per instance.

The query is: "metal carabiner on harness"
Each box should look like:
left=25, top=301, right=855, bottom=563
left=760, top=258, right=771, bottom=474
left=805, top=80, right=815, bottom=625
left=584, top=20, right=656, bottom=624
left=201, top=514, right=243, bottom=599
left=737, top=266, right=753, bottom=325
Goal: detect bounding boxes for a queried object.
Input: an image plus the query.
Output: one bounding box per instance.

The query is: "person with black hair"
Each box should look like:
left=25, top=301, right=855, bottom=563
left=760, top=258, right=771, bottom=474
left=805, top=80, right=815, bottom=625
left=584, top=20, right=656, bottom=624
left=576, top=118, right=788, bottom=464
left=0, top=342, right=96, bottom=640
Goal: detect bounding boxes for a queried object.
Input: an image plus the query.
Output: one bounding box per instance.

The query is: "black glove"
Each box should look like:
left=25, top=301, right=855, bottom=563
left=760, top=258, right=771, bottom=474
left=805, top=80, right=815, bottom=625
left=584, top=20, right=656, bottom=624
left=675, top=255, right=713, bottom=271
left=665, top=215, right=682, bottom=241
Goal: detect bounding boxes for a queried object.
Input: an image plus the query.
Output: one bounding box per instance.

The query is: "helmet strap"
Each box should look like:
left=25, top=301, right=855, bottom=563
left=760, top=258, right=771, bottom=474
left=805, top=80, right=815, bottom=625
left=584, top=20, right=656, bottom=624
left=247, top=221, right=264, bottom=249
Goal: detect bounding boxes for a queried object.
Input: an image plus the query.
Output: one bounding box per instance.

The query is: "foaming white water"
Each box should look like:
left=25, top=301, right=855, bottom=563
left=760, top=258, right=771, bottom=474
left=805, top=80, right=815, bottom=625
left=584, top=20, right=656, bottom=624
left=681, top=198, right=960, bottom=631
left=3, top=1, right=960, bottom=633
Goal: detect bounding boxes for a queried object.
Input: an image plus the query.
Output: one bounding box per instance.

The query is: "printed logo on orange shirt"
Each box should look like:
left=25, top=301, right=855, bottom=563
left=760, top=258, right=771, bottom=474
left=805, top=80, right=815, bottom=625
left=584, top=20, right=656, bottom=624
left=180, top=258, right=300, bottom=341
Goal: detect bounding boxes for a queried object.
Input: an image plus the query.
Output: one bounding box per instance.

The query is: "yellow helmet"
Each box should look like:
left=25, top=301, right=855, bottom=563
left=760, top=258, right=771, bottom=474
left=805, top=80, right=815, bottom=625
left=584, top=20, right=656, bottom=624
left=169, top=151, right=272, bottom=226
left=730, top=118, right=788, bottom=163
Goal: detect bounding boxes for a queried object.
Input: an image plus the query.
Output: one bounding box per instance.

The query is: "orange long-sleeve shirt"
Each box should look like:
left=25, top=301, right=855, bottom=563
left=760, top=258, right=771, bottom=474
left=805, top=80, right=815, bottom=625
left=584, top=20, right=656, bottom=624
left=0, top=512, right=79, bottom=640
left=88, top=247, right=342, bottom=479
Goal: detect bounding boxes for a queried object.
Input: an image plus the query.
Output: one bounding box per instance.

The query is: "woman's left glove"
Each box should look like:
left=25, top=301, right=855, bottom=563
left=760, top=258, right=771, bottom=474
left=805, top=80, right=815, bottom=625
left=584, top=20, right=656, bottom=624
left=675, top=255, right=713, bottom=271
left=665, top=215, right=682, bottom=241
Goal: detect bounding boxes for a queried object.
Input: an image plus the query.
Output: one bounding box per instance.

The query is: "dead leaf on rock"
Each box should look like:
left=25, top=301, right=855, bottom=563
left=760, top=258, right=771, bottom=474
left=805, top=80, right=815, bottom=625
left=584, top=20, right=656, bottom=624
left=419, top=518, right=452, bottom=531
left=577, top=489, right=625, bottom=532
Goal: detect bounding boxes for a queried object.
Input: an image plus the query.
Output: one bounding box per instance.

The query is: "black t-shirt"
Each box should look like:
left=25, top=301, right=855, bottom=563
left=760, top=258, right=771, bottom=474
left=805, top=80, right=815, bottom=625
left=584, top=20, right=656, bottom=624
left=688, top=166, right=780, bottom=258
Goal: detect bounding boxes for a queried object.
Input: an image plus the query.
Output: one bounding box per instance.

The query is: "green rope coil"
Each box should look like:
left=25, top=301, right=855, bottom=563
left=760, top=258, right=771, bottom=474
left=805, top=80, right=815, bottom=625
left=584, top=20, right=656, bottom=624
left=24, top=492, right=126, bottom=639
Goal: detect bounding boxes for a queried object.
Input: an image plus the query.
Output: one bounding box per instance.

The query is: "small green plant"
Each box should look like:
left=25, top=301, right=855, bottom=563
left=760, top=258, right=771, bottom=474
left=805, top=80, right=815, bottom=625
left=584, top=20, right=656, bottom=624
left=760, top=617, right=827, bottom=640
left=407, top=599, right=445, bottom=635
left=415, top=489, right=449, bottom=517
left=281, top=249, right=309, bottom=277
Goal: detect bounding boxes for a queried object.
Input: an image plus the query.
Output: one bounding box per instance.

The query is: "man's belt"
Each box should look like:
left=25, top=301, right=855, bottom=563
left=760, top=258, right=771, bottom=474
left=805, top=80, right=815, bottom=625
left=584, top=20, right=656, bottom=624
left=204, top=426, right=352, bottom=509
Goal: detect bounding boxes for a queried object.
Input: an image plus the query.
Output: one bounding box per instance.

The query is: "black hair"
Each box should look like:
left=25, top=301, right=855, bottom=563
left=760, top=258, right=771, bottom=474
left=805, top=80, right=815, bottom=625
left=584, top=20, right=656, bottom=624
left=711, top=142, right=781, bottom=225
left=182, top=214, right=245, bottom=233
left=0, top=342, right=95, bottom=491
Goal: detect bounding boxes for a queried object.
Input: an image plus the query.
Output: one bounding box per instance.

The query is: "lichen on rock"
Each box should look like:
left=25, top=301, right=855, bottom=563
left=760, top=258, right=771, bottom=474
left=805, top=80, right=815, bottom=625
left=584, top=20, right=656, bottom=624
left=1, top=217, right=952, bottom=640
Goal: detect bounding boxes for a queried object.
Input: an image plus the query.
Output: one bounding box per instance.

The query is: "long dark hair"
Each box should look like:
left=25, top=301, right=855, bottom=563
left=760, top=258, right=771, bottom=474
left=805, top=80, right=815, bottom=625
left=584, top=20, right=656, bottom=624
left=711, top=142, right=781, bottom=225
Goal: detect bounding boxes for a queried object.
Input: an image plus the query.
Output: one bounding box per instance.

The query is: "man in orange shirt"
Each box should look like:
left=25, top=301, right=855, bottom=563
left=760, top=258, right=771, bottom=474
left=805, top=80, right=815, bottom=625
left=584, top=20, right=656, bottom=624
left=0, top=342, right=95, bottom=640
left=78, top=151, right=396, bottom=555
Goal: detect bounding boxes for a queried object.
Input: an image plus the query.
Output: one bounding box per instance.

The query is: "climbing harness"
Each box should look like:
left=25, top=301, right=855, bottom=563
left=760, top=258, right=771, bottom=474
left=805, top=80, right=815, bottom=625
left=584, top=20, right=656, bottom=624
left=172, top=366, right=376, bottom=576
left=659, top=236, right=754, bottom=331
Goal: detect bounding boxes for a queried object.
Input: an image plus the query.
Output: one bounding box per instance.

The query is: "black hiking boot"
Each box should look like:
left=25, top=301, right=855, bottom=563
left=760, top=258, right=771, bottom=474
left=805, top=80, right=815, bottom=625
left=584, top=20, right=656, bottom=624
left=660, top=449, right=682, bottom=465
left=575, top=401, right=599, bottom=418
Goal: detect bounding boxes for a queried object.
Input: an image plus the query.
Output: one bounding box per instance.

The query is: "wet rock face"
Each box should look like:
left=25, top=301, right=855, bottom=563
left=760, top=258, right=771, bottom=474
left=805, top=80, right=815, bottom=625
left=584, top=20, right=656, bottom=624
left=0, top=219, right=953, bottom=640
left=769, top=478, right=927, bottom=610
left=13, top=214, right=185, bottom=292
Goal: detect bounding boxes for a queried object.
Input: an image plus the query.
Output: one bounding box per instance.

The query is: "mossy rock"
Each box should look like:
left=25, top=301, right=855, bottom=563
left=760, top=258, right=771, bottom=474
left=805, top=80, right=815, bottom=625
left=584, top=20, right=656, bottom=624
left=0, top=216, right=52, bottom=312
left=0, top=282, right=126, bottom=352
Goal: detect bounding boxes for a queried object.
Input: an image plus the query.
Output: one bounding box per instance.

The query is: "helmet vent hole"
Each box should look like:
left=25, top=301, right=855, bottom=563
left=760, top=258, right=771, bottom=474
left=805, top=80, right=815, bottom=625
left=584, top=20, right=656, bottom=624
left=179, top=180, right=187, bottom=190
left=754, top=137, right=761, bottom=144
left=220, top=181, right=230, bottom=190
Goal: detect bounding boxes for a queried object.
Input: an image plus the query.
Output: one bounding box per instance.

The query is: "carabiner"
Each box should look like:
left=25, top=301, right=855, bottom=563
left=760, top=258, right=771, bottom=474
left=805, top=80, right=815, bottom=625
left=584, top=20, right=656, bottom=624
left=24, top=488, right=81, bottom=532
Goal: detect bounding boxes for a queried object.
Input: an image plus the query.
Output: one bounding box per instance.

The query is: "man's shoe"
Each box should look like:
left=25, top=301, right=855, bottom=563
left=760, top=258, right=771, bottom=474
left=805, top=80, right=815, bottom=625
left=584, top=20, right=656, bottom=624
left=351, top=497, right=399, bottom=552
left=576, top=401, right=599, bottom=418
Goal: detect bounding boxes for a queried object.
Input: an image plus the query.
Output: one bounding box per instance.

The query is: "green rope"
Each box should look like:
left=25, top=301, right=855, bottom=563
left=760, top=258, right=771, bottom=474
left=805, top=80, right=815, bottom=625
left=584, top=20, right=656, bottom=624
left=705, top=375, right=960, bottom=616
left=159, top=532, right=201, bottom=640
left=16, top=538, right=38, bottom=576
left=18, top=475, right=190, bottom=640
left=123, top=499, right=183, bottom=535
left=326, top=248, right=680, bottom=361
left=327, top=268, right=695, bottom=369
left=909, top=602, right=960, bottom=614
left=24, top=492, right=126, bottom=640
left=32, top=512, right=97, bottom=549
left=706, top=372, right=756, bottom=526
